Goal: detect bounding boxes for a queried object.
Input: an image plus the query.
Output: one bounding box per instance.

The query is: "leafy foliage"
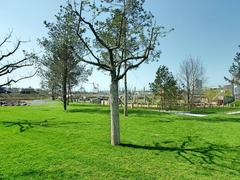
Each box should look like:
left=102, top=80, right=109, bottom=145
left=150, top=65, right=179, bottom=109
left=225, top=46, right=240, bottom=85
left=37, top=4, right=92, bottom=107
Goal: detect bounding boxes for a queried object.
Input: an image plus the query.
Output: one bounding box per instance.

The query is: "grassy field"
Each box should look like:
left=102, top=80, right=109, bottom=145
left=0, top=102, right=240, bottom=179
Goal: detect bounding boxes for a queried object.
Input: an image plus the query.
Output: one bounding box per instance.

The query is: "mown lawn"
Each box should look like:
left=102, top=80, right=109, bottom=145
left=0, top=102, right=240, bottom=179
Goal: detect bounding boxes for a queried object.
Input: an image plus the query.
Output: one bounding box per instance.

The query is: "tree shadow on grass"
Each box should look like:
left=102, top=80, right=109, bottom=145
left=1, top=119, right=97, bottom=132
left=121, top=136, right=240, bottom=175
left=190, top=107, right=239, bottom=114
left=181, top=116, right=240, bottom=123
left=67, top=108, right=110, bottom=114
left=127, top=109, right=170, bottom=116
left=2, top=119, right=51, bottom=132
left=12, top=169, right=68, bottom=178
left=149, top=119, right=175, bottom=123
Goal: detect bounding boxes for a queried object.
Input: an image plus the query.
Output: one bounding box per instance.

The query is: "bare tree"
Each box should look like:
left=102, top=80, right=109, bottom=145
left=0, top=32, right=35, bottom=88
left=72, top=0, right=168, bottom=145
left=179, top=57, right=205, bottom=109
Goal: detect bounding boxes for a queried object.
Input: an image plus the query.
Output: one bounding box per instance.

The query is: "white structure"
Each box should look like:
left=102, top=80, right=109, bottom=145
left=234, top=84, right=240, bottom=99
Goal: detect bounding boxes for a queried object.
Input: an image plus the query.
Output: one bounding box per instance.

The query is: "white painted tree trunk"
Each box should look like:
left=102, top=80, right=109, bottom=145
left=110, top=79, right=120, bottom=146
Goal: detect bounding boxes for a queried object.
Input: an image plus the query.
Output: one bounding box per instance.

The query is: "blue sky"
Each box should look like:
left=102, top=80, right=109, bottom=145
left=0, top=0, right=240, bottom=91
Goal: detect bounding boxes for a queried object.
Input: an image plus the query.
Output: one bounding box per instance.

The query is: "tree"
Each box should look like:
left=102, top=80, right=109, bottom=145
left=72, top=0, right=169, bottom=145
left=224, top=45, right=240, bottom=99
left=179, top=57, right=205, bottom=109
left=149, top=65, right=178, bottom=110
left=38, top=54, right=61, bottom=100
left=38, top=4, right=91, bottom=110
left=122, top=0, right=137, bottom=117
left=0, top=32, right=35, bottom=88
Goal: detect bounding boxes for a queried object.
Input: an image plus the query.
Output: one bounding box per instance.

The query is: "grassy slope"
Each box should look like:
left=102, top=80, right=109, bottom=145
left=0, top=103, right=240, bottom=179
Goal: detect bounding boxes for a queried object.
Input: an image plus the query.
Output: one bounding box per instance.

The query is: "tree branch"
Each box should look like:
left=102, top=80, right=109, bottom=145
left=0, top=41, right=21, bottom=61
left=0, top=71, right=37, bottom=88
left=71, top=46, right=112, bottom=72
left=75, top=9, right=111, bottom=50
left=116, top=27, right=156, bottom=80
left=0, top=32, right=12, bottom=48
left=0, top=56, right=33, bottom=74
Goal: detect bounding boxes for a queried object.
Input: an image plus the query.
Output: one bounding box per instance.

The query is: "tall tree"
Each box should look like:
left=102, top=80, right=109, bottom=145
left=149, top=65, right=178, bottom=110
left=179, top=57, right=205, bottom=109
left=0, top=32, right=35, bottom=87
left=224, top=45, right=240, bottom=99
left=38, top=54, right=61, bottom=100
left=122, top=0, right=168, bottom=116
left=38, top=4, right=91, bottom=110
left=72, top=0, right=169, bottom=145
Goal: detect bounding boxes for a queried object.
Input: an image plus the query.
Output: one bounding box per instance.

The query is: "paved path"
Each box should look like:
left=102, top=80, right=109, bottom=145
left=175, top=112, right=207, bottom=117
left=151, top=109, right=207, bottom=117
left=226, top=111, right=240, bottom=115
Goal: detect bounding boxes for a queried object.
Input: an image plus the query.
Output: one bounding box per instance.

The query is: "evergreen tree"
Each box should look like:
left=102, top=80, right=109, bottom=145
left=38, top=4, right=92, bottom=110
left=224, top=46, right=240, bottom=98
left=150, top=65, right=178, bottom=110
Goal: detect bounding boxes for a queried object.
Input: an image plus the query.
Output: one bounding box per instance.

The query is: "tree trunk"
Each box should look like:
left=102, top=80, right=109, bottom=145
left=63, top=63, right=68, bottom=111
left=231, top=82, right=235, bottom=101
left=187, top=88, right=190, bottom=110
left=67, top=86, right=70, bottom=106
left=110, top=78, right=120, bottom=146
left=63, top=81, right=67, bottom=111
left=124, top=63, right=128, bottom=116
left=51, top=87, right=56, bottom=101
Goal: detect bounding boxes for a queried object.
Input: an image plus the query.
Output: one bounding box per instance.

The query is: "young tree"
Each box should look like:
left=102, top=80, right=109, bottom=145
left=0, top=32, right=35, bottom=87
left=179, top=57, right=205, bottom=109
left=38, top=54, right=61, bottom=100
left=122, top=0, right=136, bottom=117
left=72, top=0, right=169, bottom=145
left=149, top=65, right=178, bottom=110
left=224, top=45, right=240, bottom=99
left=38, top=4, right=91, bottom=110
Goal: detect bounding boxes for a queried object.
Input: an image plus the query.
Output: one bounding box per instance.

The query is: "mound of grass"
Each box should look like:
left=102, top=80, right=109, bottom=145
left=0, top=102, right=240, bottom=179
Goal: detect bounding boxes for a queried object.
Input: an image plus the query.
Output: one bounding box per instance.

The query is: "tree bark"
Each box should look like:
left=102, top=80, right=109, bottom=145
left=231, top=82, right=235, bottom=101
left=110, top=78, right=120, bottom=146
left=51, top=87, right=56, bottom=101
left=124, top=62, right=128, bottom=117
left=63, top=63, right=68, bottom=111
left=63, top=82, right=67, bottom=111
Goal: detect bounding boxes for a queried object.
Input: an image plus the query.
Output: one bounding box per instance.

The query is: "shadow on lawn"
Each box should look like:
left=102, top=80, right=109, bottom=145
left=185, top=116, right=240, bottom=123
left=1, top=119, right=95, bottom=132
left=14, top=169, right=67, bottom=178
left=68, top=108, right=110, bottom=114
left=121, top=136, right=240, bottom=175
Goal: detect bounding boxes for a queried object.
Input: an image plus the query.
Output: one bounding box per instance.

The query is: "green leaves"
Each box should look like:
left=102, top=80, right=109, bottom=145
left=150, top=65, right=179, bottom=109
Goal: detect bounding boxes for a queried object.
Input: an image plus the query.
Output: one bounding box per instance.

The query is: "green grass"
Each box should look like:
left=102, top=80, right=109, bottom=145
left=0, top=102, right=240, bottom=179
left=190, top=106, right=240, bottom=114
left=231, top=100, right=240, bottom=107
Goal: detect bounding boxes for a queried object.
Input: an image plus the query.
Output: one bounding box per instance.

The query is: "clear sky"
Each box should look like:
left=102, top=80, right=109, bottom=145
left=0, top=0, right=240, bottom=91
